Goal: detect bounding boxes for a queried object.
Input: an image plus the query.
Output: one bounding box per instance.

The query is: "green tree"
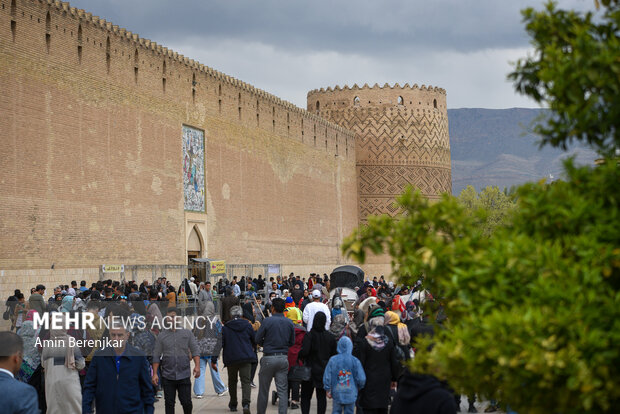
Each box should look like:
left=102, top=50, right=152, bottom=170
left=456, top=185, right=517, bottom=236
left=342, top=1, right=620, bottom=412
left=509, top=0, right=620, bottom=155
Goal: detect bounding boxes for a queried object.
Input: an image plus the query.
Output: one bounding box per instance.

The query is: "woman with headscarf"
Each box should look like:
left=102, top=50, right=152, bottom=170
left=298, top=312, right=337, bottom=414
left=349, top=308, right=365, bottom=337
left=329, top=290, right=350, bottom=339
left=11, top=292, right=28, bottom=331
left=41, top=313, right=85, bottom=414
left=17, top=310, right=46, bottom=411
left=50, top=292, right=63, bottom=311
left=60, top=295, right=75, bottom=313
left=384, top=311, right=411, bottom=346
left=402, top=300, right=424, bottom=340
left=384, top=310, right=412, bottom=374
left=242, top=301, right=261, bottom=388
left=193, top=301, right=228, bottom=398
left=221, top=286, right=240, bottom=323
left=17, top=310, right=41, bottom=383
left=352, top=303, right=383, bottom=355
left=353, top=314, right=400, bottom=414
left=177, top=285, right=189, bottom=316
left=60, top=295, right=91, bottom=387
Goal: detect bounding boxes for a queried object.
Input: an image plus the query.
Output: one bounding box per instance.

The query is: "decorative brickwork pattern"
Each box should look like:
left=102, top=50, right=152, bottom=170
left=308, top=84, right=452, bottom=223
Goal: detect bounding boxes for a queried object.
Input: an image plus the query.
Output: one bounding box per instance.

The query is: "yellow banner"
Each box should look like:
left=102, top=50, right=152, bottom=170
left=210, top=260, right=226, bottom=274
left=102, top=264, right=124, bottom=273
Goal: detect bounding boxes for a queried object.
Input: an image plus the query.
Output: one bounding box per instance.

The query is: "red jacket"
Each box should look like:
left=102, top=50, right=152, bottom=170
left=287, top=325, right=307, bottom=369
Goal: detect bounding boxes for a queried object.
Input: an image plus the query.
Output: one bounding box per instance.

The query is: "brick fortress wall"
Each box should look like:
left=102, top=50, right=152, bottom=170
left=0, top=0, right=359, bottom=302
left=307, top=84, right=451, bottom=223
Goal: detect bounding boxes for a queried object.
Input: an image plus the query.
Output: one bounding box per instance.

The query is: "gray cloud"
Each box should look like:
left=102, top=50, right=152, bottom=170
left=67, top=0, right=595, bottom=108
left=70, top=0, right=546, bottom=53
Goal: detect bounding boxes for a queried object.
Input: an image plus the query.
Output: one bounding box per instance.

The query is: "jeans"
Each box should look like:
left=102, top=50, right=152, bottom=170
left=257, top=355, right=289, bottom=414
left=227, top=362, right=252, bottom=409
left=333, top=401, right=355, bottom=414
left=162, top=376, right=192, bottom=414
left=301, top=381, right=327, bottom=414
left=193, top=356, right=226, bottom=396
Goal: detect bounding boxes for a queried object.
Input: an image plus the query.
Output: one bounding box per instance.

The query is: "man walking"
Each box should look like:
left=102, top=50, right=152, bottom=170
left=0, top=332, right=39, bottom=413
left=28, top=284, right=46, bottom=314
left=302, top=290, right=331, bottom=331
left=232, top=278, right=241, bottom=297
left=82, top=320, right=155, bottom=414
left=152, top=308, right=201, bottom=414
left=188, top=277, right=198, bottom=297
left=255, top=298, right=295, bottom=414
left=222, top=305, right=257, bottom=413
left=197, top=282, right=213, bottom=313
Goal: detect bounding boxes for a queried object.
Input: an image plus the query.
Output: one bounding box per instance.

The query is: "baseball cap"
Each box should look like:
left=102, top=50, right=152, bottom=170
left=312, top=290, right=321, bottom=298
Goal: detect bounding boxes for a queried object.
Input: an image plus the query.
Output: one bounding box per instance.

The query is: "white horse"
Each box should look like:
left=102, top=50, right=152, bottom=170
left=396, top=289, right=433, bottom=312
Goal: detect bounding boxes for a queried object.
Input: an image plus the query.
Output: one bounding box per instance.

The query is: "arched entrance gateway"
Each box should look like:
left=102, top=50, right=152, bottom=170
left=187, top=225, right=204, bottom=281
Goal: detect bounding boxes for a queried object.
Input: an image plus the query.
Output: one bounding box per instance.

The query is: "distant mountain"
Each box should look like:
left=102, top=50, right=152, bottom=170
left=448, top=108, right=597, bottom=195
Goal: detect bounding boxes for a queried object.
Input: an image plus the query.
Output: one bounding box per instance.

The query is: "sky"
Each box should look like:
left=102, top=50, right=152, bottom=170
left=68, top=0, right=592, bottom=109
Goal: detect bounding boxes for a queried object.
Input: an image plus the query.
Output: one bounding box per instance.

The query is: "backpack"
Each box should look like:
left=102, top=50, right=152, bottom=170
left=385, top=326, right=409, bottom=362
left=131, top=330, right=156, bottom=355
left=128, top=314, right=156, bottom=360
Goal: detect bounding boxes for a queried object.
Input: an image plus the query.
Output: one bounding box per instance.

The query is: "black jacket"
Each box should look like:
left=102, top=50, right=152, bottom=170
left=222, top=317, right=257, bottom=366
left=390, top=373, right=457, bottom=414
left=299, top=312, right=337, bottom=388
left=354, top=332, right=400, bottom=410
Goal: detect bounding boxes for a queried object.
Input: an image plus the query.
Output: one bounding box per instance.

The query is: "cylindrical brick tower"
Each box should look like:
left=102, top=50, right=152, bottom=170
left=307, top=83, right=451, bottom=223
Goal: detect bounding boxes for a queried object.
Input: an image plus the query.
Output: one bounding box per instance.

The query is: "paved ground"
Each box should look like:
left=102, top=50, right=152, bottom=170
left=152, top=355, right=503, bottom=414
left=153, top=358, right=301, bottom=414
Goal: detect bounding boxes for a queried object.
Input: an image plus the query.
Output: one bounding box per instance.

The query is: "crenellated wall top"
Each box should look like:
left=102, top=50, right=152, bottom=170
left=32, top=0, right=351, bottom=135
left=307, top=82, right=446, bottom=96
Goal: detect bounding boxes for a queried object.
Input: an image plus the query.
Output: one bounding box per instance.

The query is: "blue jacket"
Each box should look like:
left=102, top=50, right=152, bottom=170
left=222, top=317, right=257, bottom=366
left=0, top=370, right=39, bottom=413
left=322, top=336, right=366, bottom=404
left=82, top=344, right=154, bottom=414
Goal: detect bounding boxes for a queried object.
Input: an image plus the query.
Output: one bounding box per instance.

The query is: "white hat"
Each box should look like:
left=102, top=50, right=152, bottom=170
left=190, top=277, right=195, bottom=282
left=312, top=290, right=321, bottom=298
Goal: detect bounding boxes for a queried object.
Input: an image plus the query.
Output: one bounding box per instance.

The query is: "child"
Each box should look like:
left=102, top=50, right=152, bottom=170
left=323, top=336, right=366, bottom=414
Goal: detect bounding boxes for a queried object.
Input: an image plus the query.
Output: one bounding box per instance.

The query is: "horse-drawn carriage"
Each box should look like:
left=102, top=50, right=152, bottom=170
left=329, top=265, right=365, bottom=311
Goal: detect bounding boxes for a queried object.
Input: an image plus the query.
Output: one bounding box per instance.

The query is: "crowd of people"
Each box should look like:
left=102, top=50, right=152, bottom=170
left=0, top=272, right=496, bottom=414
